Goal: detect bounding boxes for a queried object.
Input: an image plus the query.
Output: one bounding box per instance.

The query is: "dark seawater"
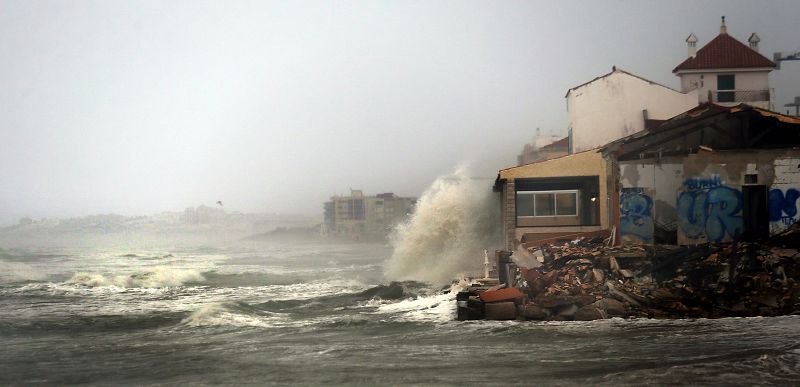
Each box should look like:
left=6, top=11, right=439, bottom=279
left=1, top=239, right=799, bottom=386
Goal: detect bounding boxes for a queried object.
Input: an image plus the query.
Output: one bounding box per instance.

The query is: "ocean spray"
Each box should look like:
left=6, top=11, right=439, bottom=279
left=386, top=167, right=502, bottom=285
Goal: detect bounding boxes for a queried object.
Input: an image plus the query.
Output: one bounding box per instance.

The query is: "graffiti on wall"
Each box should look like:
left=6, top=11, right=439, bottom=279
left=620, top=187, right=654, bottom=244
left=677, top=174, right=743, bottom=244
left=769, top=188, right=800, bottom=228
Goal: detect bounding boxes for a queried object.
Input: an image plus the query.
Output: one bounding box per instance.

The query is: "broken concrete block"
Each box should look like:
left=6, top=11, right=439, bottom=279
left=534, top=294, right=595, bottom=309
left=556, top=304, right=579, bottom=317
left=575, top=305, right=607, bottom=321
left=618, top=269, right=635, bottom=278
left=599, top=298, right=627, bottom=317
left=484, top=302, right=517, bottom=320
left=479, top=287, right=523, bottom=303
left=521, top=304, right=549, bottom=320
left=609, top=256, right=620, bottom=272
left=592, top=268, right=605, bottom=283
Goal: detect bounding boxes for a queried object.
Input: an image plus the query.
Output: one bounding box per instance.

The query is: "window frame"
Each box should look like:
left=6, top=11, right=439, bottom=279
left=516, top=189, right=580, bottom=218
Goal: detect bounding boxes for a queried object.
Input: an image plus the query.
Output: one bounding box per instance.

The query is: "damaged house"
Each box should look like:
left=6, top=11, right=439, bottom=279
left=494, top=18, right=784, bottom=250
left=603, top=103, right=800, bottom=245
left=494, top=67, right=698, bottom=250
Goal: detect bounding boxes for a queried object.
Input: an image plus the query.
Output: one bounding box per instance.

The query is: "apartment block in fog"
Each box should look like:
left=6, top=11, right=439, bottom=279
left=323, top=190, right=416, bottom=240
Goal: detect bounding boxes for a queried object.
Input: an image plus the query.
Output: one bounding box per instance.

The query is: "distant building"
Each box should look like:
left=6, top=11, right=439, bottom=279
left=516, top=129, right=568, bottom=165
left=566, top=67, right=699, bottom=153
left=323, top=190, right=416, bottom=240
left=673, top=17, right=776, bottom=110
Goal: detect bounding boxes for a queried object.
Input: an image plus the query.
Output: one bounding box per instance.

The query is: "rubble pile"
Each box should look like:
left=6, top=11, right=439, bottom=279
left=457, top=226, right=800, bottom=321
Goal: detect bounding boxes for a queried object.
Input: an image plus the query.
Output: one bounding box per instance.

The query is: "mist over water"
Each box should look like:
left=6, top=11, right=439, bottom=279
left=386, top=167, right=502, bottom=284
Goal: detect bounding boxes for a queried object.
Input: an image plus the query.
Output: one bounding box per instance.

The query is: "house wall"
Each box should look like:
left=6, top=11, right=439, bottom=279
left=618, top=149, right=800, bottom=245
left=567, top=70, right=698, bottom=153
left=498, top=150, right=612, bottom=249
left=678, top=69, right=771, bottom=109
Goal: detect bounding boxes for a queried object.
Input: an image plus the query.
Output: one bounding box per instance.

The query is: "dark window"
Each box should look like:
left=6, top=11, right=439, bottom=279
left=717, top=74, right=735, bottom=102
left=717, top=74, right=735, bottom=90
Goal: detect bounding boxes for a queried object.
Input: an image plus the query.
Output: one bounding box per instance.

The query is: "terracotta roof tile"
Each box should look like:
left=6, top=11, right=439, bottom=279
left=673, top=33, right=775, bottom=72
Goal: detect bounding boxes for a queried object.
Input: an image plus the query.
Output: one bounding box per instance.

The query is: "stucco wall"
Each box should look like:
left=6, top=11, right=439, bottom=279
left=678, top=69, right=771, bottom=109
left=618, top=150, right=800, bottom=245
left=567, top=70, right=698, bottom=153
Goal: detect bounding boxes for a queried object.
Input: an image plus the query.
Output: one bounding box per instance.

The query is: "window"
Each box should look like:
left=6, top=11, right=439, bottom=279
left=517, top=190, right=579, bottom=217
left=717, top=74, right=735, bottom=102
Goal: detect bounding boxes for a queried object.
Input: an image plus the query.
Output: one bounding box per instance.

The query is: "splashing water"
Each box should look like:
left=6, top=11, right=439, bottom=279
left=66, top=266, right=205, bottom=288
left=386, top=167, right=501, bottom=284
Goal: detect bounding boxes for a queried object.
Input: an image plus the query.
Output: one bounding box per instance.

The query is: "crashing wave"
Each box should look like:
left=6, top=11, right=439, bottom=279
left=66, top=266, right=205, bottom=288
left=386, top=167, right=501, bottom=284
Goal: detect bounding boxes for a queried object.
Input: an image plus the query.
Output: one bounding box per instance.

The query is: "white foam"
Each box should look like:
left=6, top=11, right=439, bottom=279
left=386, top=167, right=502, bottom=284
left=65, top=266, right=205, bottom=288
left=374, top=280, right=467, bottom=322
left=180, top=303, right=310, bottom=328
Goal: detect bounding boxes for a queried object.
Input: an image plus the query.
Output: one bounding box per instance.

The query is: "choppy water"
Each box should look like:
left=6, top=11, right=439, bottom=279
left=2, top=239, right=799, bottom=386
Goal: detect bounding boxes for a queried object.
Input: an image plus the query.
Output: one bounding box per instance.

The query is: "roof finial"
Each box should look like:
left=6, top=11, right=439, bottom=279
left=720, top=16, right=727, bottom=34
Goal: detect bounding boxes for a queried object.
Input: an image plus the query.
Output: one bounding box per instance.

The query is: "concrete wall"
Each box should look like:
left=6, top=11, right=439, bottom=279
left=498, top=150, right=612, bottom=249
left=618, top=150, right=800, bottom=245
left=678, top=69, right=771, bottom=109
left=567, top=70, right=698, bottom=153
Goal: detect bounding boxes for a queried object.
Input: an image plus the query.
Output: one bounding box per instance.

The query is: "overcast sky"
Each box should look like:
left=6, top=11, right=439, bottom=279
left=1, top=0, right=799, bottom=225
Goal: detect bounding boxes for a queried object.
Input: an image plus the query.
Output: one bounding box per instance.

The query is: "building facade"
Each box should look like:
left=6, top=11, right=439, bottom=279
left=673, top=18, right=776, bottom=110
left=566, top=67, right=699, bottom=153
left=323, top=190, right=416, bottom=240
left=494, top=150, right=615, bottom=250
left=603, top=104, right=800, bottom=245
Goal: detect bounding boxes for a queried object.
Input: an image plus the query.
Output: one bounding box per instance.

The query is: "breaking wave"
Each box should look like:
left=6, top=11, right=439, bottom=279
left=386, top=167, right=501, bottom=284
left=181, top=302, right=292, bottom=328
left=66, top=266, right=205, bottom=288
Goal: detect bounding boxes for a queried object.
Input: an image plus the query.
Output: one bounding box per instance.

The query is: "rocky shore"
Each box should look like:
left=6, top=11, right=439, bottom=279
left=457, top=225, right=800, bottom=321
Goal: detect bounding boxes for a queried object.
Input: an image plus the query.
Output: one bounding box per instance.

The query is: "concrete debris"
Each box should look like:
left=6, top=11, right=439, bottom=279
left=457, top=224, right=800, bottom=321
left=484, top=302, right=517, bottom=320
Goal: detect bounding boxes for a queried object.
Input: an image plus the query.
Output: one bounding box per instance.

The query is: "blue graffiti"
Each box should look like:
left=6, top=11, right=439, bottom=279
left=684, top=175, right=721, bottom=190
left=768, top=188, right=800, bottom=222
left=620, top=188, right=654, bottom=243
left=678, top=184, right=743, bottom=243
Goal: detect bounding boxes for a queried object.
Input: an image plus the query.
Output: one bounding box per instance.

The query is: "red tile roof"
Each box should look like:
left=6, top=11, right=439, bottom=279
left=540, top=136, right=569, bottom=150
left=673, top=32, right=776, bottom=72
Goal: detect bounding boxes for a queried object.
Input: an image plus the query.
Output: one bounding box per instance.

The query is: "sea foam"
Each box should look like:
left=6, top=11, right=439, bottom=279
left=66, top=266, right=205, bottom=288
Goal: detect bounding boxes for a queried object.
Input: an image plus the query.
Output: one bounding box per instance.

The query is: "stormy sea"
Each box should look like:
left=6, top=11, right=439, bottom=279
left=2, top=238, right=800, bottom=386
left=2, top=174, right=799, bottom=386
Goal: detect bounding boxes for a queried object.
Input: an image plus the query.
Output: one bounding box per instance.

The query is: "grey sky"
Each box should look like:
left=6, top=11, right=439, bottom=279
left=1, top=0, right=799, bottom=225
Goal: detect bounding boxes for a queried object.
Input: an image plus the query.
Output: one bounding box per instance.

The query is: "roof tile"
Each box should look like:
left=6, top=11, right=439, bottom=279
left=673, top=33, right=775, bottom=72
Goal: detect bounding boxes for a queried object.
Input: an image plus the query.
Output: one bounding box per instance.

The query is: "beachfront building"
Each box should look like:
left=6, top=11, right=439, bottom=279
left=323, top=190, right=416, bottom=240
left=494, top=150, right=615, bottom=250
left=673, top=17, right=776, bottom=110
left=516, top=129, right=567, bottom=165
left=603, top=103, right=800, bottom=245
left=567, top=67, right=699, bottom=154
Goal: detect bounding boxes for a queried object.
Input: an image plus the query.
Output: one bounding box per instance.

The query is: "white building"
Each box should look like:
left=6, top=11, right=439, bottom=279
left=566, top=67, right=699, bottom=153
left=673, top=17, right=776, bottom=110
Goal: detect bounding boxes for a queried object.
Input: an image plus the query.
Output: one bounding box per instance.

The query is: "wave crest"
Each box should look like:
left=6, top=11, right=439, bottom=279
left=66, top=266, right=205, bottom=288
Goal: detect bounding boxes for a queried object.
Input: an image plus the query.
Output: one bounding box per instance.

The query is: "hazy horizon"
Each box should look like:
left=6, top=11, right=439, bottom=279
left=2, top=0, right=799, bottom=226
